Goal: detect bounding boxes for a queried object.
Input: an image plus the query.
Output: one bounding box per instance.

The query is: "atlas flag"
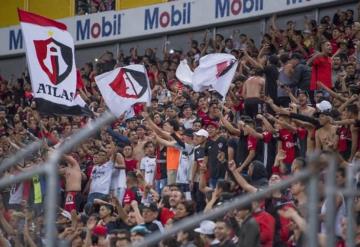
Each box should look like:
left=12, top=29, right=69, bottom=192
left=95, top=65, right=151, bottom=118
left=176, top=54, right=238, bottom=98
left=18, top=9, right=91, bottom=116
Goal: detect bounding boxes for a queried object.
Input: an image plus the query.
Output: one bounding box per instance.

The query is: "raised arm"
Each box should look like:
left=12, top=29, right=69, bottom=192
left=338, top=95, right=358, bottom=113
left=63, top=154, right=79, bottom=168
left=114, top=152, right=126, bottom=169
left=220, top=115, right=241, bottom=136
left=143, top=112, right=172, bottom=140
left=228, top=160, right=257, bottom=193
left=155, top=134, right=177, bottom=147
left=317, top=81, right=347, bottom=102
left=256, top=114, right=276, bottom=133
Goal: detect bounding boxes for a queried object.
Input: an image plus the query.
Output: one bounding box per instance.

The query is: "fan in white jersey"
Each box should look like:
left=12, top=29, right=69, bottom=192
left=86, top=145, right=123, bottom=204
left=140, top=141, right=157, bottom=186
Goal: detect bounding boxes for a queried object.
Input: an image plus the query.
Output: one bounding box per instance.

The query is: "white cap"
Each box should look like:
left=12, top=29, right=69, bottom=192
left=316, top=100, right=332, bottom=112
left=194, top=129, right=209, bottom=138
left=194, top=220, right=216, bottom=235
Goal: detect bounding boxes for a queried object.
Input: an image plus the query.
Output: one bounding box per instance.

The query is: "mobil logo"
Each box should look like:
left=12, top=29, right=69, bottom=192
left=76, top=14, right=121, bottom=41
left=9, top=29, right=23, bottom=50
left=215, top=0, right=263, bottom=19
left=144, top=2, right=191, bottom=30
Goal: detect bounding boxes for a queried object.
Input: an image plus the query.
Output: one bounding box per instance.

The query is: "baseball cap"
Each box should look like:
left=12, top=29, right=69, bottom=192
left=316, top=100, right=332, bottom=112
left=194, top=129, right=209, bottom=138
left=194, top=220, right=216, bottom=235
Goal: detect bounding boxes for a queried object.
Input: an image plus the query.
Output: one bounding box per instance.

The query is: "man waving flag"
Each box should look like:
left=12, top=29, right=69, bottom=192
left=95, top=65, right=152, bottom=118
left=18, top=9, right=91, bottom=116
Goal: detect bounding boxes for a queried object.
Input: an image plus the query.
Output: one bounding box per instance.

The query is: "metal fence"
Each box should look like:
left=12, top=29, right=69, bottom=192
left=0, top=111, right=115, bottom=247
left=0, top=114, right=359, bottom=247
left=135, top=154, right=360, bottom=247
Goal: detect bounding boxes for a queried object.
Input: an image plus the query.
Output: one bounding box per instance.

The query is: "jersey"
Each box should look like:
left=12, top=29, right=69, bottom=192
left=140, top=156, right=157, bottom=185
left=90, top=161, right=113, bottom=195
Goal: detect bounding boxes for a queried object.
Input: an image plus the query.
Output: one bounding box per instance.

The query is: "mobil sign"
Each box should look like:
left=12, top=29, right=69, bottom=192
left=76, top=12, right=122, bottom=42
left=144, top=2, right=192, bottom=30
left=215, top=0, right=264, bottom=18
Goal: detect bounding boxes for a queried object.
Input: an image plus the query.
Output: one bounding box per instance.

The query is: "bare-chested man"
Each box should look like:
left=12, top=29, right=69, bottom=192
left=315, top=111, right=338, bottom=151
left=242, top=68, right=265, bottom=118
left=60, top=155, right=85, bottom=213
left=297, top=90, right=315, bottom=117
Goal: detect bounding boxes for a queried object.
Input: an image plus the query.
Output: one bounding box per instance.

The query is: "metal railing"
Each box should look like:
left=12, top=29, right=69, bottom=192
left=135, top=154, right=359, bottom=247
left=0, top=111, right=116, bottom=247
left=0, top=114, right=359, bottom=247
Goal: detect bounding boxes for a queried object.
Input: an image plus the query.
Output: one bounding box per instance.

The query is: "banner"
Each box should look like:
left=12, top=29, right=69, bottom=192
left=95, top=64, right=151, bottom=117
left=19, top=9, right=91, bottom=116
left=1, top=0, right=343, bottom=56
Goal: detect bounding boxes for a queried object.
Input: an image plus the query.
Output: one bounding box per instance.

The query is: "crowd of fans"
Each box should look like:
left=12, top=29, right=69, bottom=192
left=1, top=4, right=360, bottom=247
left=76, top=0, right=115, bottom=15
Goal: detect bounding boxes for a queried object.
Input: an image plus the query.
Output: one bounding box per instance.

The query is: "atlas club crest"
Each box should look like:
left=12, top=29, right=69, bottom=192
left=216, top=59, right=236, bottom=78
left=34, top=38, right=73, bottom=85
left=109, top=68, right=148, bottom=99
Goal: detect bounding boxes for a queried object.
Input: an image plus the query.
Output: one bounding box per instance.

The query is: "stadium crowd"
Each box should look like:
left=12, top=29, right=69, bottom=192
left=76, top=0, right=115, bottom=15
left=1, top=5, right=360, bottom=247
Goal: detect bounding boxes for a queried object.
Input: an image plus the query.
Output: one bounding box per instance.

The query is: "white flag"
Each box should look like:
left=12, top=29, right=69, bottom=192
left=18, top=9, right=91, bottom=116
left=95, top=65, right=151, bottom=117
left=176, top=54, right=238, bottom=98
left=176, top=59, right=193, bottom=87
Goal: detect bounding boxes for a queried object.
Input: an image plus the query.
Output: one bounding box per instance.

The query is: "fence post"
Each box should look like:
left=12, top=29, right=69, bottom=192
left=44, top=163, right=59, bottom=247
left=346, top=164, right=356, bottom=247
left=325, top=157, right=337, bottom=247
left=307, top=172, right=319, bottom=247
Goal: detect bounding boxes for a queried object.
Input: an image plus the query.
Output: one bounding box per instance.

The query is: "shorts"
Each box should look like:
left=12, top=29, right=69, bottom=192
left=64, top=191, right=82, bottom=213
left=244, top=98, right=263, bottom=119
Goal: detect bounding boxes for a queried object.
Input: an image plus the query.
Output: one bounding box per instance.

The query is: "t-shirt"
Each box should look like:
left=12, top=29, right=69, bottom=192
left=194, top=146, right=206, bottom=183
left=140, top=156, right=157, bottom=185
left=155, top=147, right=167, bottom=180
left=123, top=186, right=142, bottom=204
left=279, top=129, right=296, bottom=164
left=262, top=131, right=277, bottom=175
left=166, top=146, right=180, bottom=170
left=125, top=159, right=137, bottom=173
left=264, top=64, right=279, bottom=101
left=9, top=182, right=23, bottom=205
left=337, top=126, right=351, bottom=154
left=205, top=136, right=227, bottom=179
left=310, top=55, right=332, bottom=90
left=90, top=161, right=113, bottom=195
left=175, top=143, right=194, bottom=184
left=111, top=166, right=127, bottom=190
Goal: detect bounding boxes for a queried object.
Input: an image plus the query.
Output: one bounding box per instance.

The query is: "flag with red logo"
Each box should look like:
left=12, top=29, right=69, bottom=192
left=176, top=54, right=238, bottom=98
left=95, top=65, right=151, bottom=118
left=18, top=9, right=91, bottom=116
